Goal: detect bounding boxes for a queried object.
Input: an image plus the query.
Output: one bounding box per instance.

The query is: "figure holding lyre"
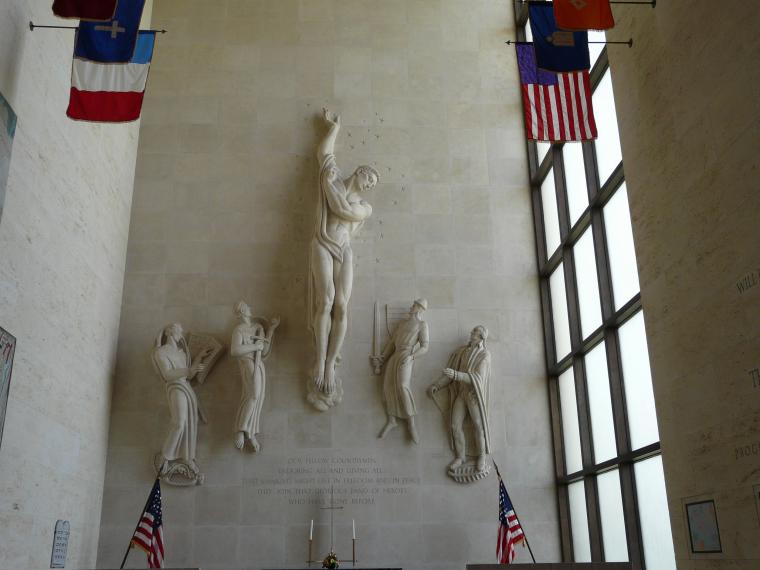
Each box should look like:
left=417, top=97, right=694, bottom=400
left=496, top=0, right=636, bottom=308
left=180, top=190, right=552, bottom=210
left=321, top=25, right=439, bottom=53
left=231, top=300, right=279, bottom=452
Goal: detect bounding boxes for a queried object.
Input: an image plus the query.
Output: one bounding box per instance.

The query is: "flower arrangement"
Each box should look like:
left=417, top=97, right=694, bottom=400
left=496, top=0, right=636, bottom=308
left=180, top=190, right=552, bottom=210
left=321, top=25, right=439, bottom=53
left=322, top=551, right=339, bottom=569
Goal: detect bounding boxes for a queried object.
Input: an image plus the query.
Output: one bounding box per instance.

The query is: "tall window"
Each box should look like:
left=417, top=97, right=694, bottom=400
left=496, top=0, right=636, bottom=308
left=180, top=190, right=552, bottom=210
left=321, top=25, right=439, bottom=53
left=514, top=3, right=675, bottom=568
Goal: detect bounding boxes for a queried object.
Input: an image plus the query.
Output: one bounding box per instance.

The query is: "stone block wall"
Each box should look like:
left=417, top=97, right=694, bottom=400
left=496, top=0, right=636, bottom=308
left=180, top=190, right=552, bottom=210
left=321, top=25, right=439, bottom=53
left=0, top=1, right=150, bottom=568
left=97, top=1, right=559, bottom=569
left=608, top=3, right=760, bottom=568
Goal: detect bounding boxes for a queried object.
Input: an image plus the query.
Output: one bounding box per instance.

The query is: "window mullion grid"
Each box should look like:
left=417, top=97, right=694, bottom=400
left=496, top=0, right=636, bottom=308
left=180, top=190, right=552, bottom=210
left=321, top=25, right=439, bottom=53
left=556, top=142, right=606, bottom=562
left=584, top=474, right=605, bottom=562
left=557, top=480, right=575, bottom=562
left=515, top=0, right=529, bottom=28
left=587, top=97, right=647, bottom=566
left=516, top=23, right=576, bottom=556
left=619, top=464, right=645, bottom=570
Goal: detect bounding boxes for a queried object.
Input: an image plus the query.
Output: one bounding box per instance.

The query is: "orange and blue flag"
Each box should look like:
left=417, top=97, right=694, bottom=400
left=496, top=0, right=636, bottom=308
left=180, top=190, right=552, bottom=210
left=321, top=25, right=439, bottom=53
left=529, top=2, right=590, bottom=72
left=554, top=0, right=615, bottom=31
left=52, top=0, right=118, bottom=21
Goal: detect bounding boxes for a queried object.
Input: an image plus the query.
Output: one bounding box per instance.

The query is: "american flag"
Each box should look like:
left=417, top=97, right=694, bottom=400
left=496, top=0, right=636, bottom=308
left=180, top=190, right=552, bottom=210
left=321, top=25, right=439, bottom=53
left=130, top=479, right=164, bottom=568
left=516, top=43, right=597, bottom=142
left=496, top=466, right=525, bottom=564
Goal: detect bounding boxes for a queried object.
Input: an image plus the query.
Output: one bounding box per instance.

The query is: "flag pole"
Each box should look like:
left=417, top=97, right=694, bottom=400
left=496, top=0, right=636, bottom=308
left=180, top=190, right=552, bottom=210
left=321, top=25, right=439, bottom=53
left=29, top=21, right=167, bottom=33
left=493, top=460, right=537, bottom=564
left=517, top=0, right=655, bottom=5
left=506, top=39, right=633, bottom=47
left=119, top=479, right=159, bottom=570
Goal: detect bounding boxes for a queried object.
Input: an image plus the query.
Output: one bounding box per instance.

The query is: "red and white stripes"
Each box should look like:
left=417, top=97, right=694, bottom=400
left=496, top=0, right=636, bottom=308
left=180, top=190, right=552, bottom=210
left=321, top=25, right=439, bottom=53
left=522, top=71, right=598, bottom=142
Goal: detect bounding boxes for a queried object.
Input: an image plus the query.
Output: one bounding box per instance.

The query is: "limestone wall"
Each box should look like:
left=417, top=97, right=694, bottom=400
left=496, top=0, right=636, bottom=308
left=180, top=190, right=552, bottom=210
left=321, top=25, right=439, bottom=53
left=0, top=1, right=149, bottom=568
left=608, top=3, right=760, bottom=568
left=97, top=1, right=558, bottom=569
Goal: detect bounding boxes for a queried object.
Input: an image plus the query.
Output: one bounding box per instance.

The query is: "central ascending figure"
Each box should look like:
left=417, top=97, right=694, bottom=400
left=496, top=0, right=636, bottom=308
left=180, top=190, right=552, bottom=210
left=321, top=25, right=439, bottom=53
left=307, top=108, right=379, bottom=412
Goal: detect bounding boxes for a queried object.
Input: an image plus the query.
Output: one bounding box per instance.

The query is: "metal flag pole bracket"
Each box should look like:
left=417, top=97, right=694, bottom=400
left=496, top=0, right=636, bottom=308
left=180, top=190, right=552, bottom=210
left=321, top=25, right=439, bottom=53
left=506, top=38, right=633, bottom=47
left=29, top=21, right=167, bottom=33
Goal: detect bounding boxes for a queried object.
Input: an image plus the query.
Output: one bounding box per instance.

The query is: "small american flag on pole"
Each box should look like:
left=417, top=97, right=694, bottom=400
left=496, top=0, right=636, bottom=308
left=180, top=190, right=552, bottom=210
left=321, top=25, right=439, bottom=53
left=495, top=464, right=526, bottom=564
left=516, top=43, right=597, bottom=142
left=129, top=479, right=165, bottom=568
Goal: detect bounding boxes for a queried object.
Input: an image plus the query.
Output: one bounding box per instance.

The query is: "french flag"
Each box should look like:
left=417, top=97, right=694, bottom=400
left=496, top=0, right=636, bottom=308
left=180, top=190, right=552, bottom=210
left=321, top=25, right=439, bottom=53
left=67, top=31, right=155, bottom=123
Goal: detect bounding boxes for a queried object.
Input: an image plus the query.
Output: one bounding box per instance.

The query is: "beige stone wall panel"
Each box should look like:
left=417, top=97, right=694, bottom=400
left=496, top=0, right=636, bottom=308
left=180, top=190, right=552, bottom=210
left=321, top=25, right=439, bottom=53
left=608, top=2, right=760, bottom=568
left=98, top=1, right=558, bottom=568
left=0, top=1, right=151, bottom=567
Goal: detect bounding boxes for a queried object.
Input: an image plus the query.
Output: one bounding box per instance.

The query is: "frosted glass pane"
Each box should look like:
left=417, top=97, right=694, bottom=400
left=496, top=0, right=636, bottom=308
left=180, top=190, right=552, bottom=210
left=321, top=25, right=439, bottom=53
left=541, top=169, right=561, bottom=258
left=593, top=72, right=622, bottom=185
left=563, top=142, right=588, bottom=226
left=597, top=470, right=629, bottom=561
left=559, top=368, right=583, bottom=474
left=604, top=184, right=640, bottom=309
left=573, top=229, right=602, bottom=339
left=585, top=342, right=616, bottom=463
left=568, top=481, right=591, bottom=562
left=635, top=457, right=676, bottom=570
left=588, top=31, right=606, bottom=67
left=619, top=312, right=659, bottom=449
left=537, top=141, right=551, bottom=164
left=550, top=264, right=571, bottom=362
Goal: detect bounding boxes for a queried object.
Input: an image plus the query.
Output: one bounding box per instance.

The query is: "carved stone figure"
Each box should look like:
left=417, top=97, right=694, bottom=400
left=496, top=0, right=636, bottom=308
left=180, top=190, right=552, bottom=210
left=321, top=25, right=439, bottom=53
left=307, top=108, right=379, bottom=412
left=371, top=299, right=430, bottom=443
left=230, top=301, right=279, bottom=453
left=152, top=324, right=221, bottom=486
left=428, top=325, right=492, bottom=483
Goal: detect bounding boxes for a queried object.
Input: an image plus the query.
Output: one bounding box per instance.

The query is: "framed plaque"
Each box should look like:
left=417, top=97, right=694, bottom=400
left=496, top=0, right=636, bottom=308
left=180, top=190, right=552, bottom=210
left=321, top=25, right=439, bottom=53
left=685, top=499, right=722, bottom=554
left=0, top=326, right=16, bottom=451
left=50, top=520, right=70, bottom=568
left=0, top=91, right=17, bottom=227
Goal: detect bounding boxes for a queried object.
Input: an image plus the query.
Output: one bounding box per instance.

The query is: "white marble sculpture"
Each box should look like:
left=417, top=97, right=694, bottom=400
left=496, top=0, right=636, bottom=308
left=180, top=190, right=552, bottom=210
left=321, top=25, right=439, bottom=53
left=307, top=108, right=379, bottom=412
left=230, top=301, right=279, bottom=453
left=152, top=324, right=222, bottom=486
left=428, top=325, right=492, bottom=483
left=371, top=299, right=430, bottom=443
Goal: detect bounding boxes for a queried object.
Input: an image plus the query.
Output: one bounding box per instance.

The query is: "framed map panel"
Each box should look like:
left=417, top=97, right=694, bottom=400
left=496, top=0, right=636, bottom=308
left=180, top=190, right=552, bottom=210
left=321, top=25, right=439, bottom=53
left=685, top=499, right=722, bottom=554
left=0, top=91, right=17, bottom=227
left=0, top=326, right=16, bottom=450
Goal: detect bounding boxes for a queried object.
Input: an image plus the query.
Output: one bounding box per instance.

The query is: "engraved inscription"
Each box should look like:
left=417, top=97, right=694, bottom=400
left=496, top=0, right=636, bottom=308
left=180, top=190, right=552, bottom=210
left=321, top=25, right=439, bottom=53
left=734, top=441, right=760, bottom=460
left=50, top=520, right=70, bottom=569
left=250, top=455, right=419, bottom=506
left=749, top=368, right=760, bottom=389
left=736, top=270, right=760, bottom=294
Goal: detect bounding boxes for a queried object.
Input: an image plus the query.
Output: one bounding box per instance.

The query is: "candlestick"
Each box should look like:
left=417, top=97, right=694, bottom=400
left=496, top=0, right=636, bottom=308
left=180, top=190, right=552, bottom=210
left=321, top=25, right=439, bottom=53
left=308, top=538, right=313, bottom=567
left=352, top=537, right=357, bottom=566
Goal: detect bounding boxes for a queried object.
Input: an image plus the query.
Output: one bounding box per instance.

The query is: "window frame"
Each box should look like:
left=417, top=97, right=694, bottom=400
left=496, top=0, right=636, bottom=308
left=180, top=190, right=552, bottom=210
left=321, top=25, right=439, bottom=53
left=514, top=3, right=664, bottom=568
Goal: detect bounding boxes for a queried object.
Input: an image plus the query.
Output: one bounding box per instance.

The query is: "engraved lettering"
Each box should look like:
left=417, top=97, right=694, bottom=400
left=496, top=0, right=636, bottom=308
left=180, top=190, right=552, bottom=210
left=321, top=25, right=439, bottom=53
left=736, top=270, right=759, bottom=294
